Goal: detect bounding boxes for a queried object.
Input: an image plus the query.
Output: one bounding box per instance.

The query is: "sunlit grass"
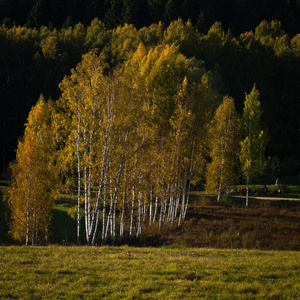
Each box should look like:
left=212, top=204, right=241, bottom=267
left=191, top=178, right=300, bottom=200
left=0, top=246, right=299, bottom=299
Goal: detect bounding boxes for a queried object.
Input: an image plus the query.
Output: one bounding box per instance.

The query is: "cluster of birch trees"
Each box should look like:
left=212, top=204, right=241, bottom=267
left=5, top=41, right=266, bottom=245
left=55, top=46, right=219, bottom=245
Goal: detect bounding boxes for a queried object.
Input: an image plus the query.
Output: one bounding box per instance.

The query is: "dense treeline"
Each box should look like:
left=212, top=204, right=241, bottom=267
left=1, top=0, right=299, bottom=36
left=1, top=19, right=300, bottom=175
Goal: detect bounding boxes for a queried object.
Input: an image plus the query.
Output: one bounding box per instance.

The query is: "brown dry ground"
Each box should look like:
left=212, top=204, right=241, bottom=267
left=140, top=199, right=300, bottom=250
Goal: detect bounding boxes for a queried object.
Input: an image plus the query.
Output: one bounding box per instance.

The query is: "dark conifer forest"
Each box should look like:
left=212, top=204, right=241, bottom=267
left=0, top=0, right=300, bottom=175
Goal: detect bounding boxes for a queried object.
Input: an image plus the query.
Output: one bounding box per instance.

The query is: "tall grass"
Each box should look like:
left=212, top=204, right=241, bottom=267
left=0, top=246, right=299, bottom=299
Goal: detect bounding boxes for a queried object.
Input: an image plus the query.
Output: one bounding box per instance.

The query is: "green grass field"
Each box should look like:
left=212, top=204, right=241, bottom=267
left=0, top=246, right=299, bottom=299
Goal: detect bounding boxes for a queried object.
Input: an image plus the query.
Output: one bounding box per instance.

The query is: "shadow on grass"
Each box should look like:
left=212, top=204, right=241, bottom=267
left=0, top=190, right=11, bottom=245
left=50, top=207, right=77, bottom=245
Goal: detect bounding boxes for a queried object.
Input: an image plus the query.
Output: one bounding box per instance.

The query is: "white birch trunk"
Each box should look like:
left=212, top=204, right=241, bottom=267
left=178, top=177, right=186, bottom=227
left=120, top=166, right=127, bottom=242
left=143, top=192, right=147, bottom=223
left=167, top=194, right=173, bottom=221
left=182, top=138, right=196, bottom=222
left=25, top=173, right=31, bottom=246
left=136, top=167, right=144, bottom=238
left=120, top=206, right=125, bottom=242
left=136, top=189, right=142, bottom=238
left=246, top=175, right=250, bottom=207
left=153, top=196, right=158, bottom=223
left=149, top=189, right=153, bottom=225
left=217, top=144, right=225, bottom=203
left=101, top=189, right=107, bottom=244
left=129, top=187, right=136, bottom=237
left=76, top=98, right=81, bottom=246
left=112, top=196, right=117, bottom=245
left=32, top=201, right=36, bottom=246
left=159, top=200, right=165, bottom=231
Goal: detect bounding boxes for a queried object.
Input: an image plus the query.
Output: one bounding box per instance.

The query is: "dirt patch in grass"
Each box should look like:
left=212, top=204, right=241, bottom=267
left=150, top=201, right=300, bottom=250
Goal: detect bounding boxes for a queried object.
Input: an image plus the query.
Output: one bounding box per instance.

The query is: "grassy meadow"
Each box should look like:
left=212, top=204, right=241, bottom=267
left=0, top=245, right=299, bottom=299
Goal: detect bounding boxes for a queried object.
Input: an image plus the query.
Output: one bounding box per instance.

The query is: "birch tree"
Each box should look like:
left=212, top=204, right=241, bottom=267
left=240, top=85, right=266, bottom=207
left=59, top=51, right=135, bottom=245
left=206, top=96, right=239, bottom=201
left=5, top=96, right=59, bottom=245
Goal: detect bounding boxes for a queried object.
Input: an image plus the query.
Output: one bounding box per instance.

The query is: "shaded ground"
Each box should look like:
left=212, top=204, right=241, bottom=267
left=149, top=199, right=300, bottom=250
left=1, top=185, right=300, bottom=250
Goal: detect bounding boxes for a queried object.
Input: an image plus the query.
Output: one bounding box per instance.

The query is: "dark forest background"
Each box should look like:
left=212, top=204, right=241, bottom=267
left=0, top=0, right=300, bottom=176
left=1, top=0, right=300, bottom=35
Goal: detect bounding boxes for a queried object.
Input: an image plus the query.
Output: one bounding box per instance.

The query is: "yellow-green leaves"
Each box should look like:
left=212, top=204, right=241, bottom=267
left=240, top=85, right=266, bottom=206
left=5, top=96, right=59, bottom=245
left=205, top=96, right=239, bottom=199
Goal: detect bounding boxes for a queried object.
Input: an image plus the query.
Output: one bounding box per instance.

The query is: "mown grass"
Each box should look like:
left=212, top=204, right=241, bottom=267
left=0, top=245, right=299, bottom=299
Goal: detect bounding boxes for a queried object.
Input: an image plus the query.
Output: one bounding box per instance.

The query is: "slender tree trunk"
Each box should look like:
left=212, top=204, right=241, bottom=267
left=84, top=152, right=89, bottom=242
left=178, top=187, right=185, bottom=227
left=159, top=200, right=165, bottom=231
left=143, top=192, right=147, bottom=223
left=32, top=201, right=36, bottom=246
left=182, top=139, right=196, bottom=221
left=149, top=189, right=153, bottom=225
left=130, top=141, right=138, bottom=238
left=246, top=175, right=250, bottom=207
left=112, top=197, right=117, bottom=245
left=183, top=169, right=193, bottom=220
left=120, top=166, right=127, bottom=242
left=137, top=168, right=144, bottom=238
left=167, top=193, right=173, bottom=220
left=170, top=195, right=175, bottom=227
left=120, top=203, right=125, bottom=243
left=76, top=101, right=81, bottom=246
left=153, top=196, right=158, bottom=223
left=174, top=184, right=180, bottom=217
left=101, top=188, right=107, bottom=244
left=26, top=205, right=30, bottom=246
left=88, top=92, right=96, bottom=237
left=129, top=187, right=135, bottom=237
left=137, top=189, right=142, bottom=237
left=104, top=207, right=111, bottom=245
left=25, top=176, right=31, bottom=246
left=217, top=165, right=223, bottom=202
left=91, top=209, right=100, bottom=245
left=217, top=146, right=225, bottom=203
